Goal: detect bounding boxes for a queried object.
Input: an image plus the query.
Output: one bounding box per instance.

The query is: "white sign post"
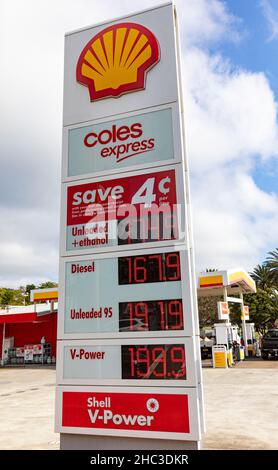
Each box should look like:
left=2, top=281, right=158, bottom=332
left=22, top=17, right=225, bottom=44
left=56, top=1, right=204, bottom=450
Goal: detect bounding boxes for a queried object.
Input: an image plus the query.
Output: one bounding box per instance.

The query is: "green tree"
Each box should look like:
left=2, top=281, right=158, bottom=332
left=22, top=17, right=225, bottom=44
left=243, top=287, right=278, bottom=331
left=198, top=295, right=222, bottom=328
left=24, top=284, right=36, bottom=304
left=0, top=282, right=58, bottom=308
left=12, top=289, right=26, bottom=305
left=266, top=248, right=278, bottom=286
left=0, top=289, right=15, bottom=307
left=38, top=281, right=58, bottom=289
left=251, top=264, right=273, bottom=289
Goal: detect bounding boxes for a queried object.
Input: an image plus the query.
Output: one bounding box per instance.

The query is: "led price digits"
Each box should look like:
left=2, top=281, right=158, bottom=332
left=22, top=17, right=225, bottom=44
left=117, top=212, right=176, bottom=245
left=121, top=344, right=186, bottom=380
left=118, top=252, right=181, bottom=284
left=119, top=299, right=183, bottom=331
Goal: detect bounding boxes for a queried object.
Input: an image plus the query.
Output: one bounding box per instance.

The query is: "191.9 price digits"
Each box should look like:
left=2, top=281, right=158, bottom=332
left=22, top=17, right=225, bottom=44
left=119, top=299, right=183, bottom=331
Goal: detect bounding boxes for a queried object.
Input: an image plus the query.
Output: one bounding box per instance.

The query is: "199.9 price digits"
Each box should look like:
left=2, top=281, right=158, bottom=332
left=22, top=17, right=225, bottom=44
left=121, top=344, right=186, bottom=380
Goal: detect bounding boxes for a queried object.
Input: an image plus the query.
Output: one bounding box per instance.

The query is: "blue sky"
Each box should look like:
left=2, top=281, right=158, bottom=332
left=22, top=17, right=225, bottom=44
left=220, top=0, right=278, bottom=197
left=190, top=0, right=278, bottom=198
left=223, top=1, right=278, bottom=95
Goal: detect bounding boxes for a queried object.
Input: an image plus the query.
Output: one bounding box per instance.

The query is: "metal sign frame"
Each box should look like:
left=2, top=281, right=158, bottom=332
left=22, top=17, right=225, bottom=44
left=62, top=102, right=183, bottom=182
left=57, top=1, right=204, bottom=447
left=56, top=336, right=198, bottom=387
left=55, top=385, right=201, bottom=441
left=60, top=164, right=188, bottom=257
left=57, top=246, right=196, bottom=339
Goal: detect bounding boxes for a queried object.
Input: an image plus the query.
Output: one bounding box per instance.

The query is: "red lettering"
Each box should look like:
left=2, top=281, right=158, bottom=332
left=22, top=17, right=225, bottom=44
left=148, top=138, right=155, bottom=149
left=131, top=141, right=140, bottom=152
left=98, top=129, right=112, bottom=144
left=101, top=147, right=110, bottom=157
left=117, top=125, right=130, bottom=141
left=84, top=132, right=98, bottom=147
left=130, top=122, right=143, bottom=138
left=83, top=122, right=143, bottom=148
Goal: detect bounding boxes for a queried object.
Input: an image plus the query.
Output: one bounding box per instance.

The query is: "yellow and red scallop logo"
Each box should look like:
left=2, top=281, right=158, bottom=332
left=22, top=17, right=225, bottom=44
left=76, top=22, right=160, bottom=101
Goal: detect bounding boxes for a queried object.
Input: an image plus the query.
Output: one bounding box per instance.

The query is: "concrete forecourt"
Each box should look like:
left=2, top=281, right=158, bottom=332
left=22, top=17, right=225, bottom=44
left=0, top=365, right=277, bottom=450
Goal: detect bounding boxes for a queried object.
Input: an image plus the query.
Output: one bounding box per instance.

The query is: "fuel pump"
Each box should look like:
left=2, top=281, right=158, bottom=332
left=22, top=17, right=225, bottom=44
left=245, top=323, right=257, bottom=356
left=214, top=323, right=234, bottom=366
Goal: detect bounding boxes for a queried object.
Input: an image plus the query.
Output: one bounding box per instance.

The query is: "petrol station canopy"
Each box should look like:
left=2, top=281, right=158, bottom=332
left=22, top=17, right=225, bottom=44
left=198, top=269, right=256, bottom=297
left=30, top=288, right=58, bottom=303
left=0, top=302, right=58, bottom=324
left=0, top=287, right=58, bottom=325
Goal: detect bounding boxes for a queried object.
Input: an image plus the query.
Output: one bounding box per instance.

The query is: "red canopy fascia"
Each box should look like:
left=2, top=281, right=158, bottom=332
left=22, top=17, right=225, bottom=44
left=0, top=312, right=37, bottom=324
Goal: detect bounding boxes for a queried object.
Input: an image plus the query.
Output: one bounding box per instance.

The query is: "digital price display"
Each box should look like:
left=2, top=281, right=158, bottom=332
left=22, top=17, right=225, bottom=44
left=118, top=252, right=180, bottom=284
left=58, top=248, right=195, bottom=338
left=57, top=338, right=197, bottom=386
left=119, top=300, right=183, bottom=331
left=117, top=213, right=176, bottom=246
left=121, top=344, right=186, bottom=380
left=62, top=167, right=184, bottom=255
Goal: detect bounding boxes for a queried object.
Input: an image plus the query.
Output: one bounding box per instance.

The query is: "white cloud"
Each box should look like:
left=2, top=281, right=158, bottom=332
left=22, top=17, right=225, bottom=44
left=183, top=48, right=278, bottom=173
left=191, top=167, right=278, bottom=272
left=114, top=0, right=243, bottom=46
left=178, top=0, right=243, bottom=46
left=0, top=0, right=278, bottom=285
left=0, top=207, right=59, bottom=287
left=182, top=40, right=278, bottom=272
left=260, top=0, right=278, bottom=41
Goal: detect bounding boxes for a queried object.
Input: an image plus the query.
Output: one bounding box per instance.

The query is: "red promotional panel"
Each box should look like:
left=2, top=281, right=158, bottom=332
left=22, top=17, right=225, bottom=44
left=67, top=169, right=177, bottom=225
left=64, top=169, right=180, bottom=252
left=62, top=391, right=189, bottom=434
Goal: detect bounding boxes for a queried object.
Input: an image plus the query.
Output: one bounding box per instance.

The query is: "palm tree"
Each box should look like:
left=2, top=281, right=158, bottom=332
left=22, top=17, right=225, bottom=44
left=270, top=291, right=278, bottom=325
left=251, top=264, right=273, bottom=289
left=266, top=248, right=278, bottom=286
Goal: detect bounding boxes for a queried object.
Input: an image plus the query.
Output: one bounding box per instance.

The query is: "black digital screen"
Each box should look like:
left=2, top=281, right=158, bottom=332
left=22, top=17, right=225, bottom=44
left=118, top=252, right=181, bottom=285
left=119, top=299, right=184, bottom=332
left=121, top=344, right=186, bottom=380
left=117, top=212, right=177, bottom=245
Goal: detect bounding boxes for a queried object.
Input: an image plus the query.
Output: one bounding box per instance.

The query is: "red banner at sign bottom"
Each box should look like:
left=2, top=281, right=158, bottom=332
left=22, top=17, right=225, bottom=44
left=62, top=391, right=190, bottom=434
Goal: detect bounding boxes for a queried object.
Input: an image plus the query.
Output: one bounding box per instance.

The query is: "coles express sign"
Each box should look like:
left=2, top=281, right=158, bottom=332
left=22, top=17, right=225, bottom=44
left=67, top=108, right=174, bottom=178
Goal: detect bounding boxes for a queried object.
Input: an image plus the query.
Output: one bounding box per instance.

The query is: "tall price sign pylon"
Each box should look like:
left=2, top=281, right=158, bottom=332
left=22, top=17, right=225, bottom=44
left=56, top=1, right=205, bottom=450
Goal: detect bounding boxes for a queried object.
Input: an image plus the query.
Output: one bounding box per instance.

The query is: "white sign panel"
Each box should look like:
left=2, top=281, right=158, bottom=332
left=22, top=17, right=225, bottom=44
left=63, top=104, right=182, bottom=181
left=55, top=386, right=201, bottom=441
left=217, top=301, right=229, bottom=320
left=56, top=337, right=197, bottom=386
left=242, top=305, right=249, bottom=320
left=24, top=346, right=34, bottom=362
left=63, top=3, right=179, bottom=125
left=58, top=247, right=195, bottom=339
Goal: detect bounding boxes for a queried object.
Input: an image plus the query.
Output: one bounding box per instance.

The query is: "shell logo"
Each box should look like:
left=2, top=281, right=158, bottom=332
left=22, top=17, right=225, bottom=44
left=76, top=22, right=160, bottom=101
left=146, top=398, right=159, bottom=413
